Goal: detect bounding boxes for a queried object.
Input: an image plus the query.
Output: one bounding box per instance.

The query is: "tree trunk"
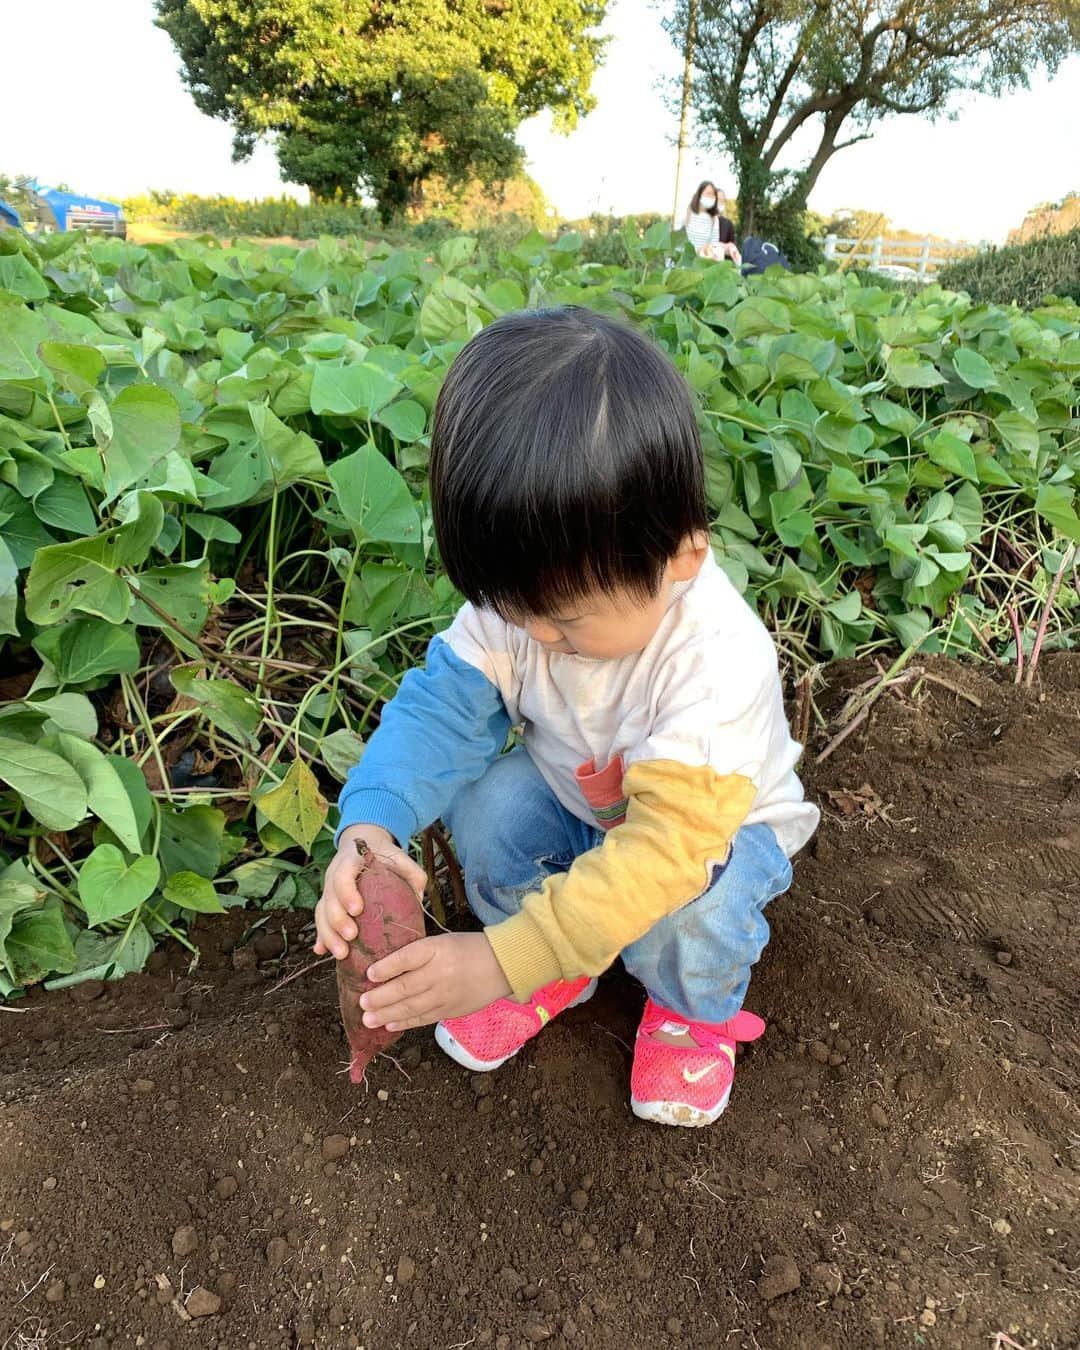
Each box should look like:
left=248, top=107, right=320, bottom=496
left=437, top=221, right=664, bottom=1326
left=671, top=0, right=698, bottom=227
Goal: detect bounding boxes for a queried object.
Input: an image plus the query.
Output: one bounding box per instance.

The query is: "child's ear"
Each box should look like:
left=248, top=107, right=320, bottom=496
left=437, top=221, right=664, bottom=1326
left=668, top=532, right=710, bottom=582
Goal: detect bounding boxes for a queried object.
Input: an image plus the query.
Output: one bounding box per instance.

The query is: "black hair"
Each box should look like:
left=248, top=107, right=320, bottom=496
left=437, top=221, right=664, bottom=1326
left=429, top=306, right=708, bottom=619
left=689, top=181, right=722, bottom=216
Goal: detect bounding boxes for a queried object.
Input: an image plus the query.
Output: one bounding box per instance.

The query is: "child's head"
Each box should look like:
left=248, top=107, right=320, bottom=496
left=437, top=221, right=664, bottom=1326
left=430, top=306, right=709, bottom=659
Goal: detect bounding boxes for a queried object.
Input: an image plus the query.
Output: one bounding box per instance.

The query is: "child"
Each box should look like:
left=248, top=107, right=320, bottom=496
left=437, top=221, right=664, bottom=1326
left=315, top=306, right=818, bottom=1127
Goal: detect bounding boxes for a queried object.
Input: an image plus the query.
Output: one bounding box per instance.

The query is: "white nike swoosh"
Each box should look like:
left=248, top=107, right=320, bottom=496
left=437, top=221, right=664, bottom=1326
left=682, top=1063, right=718, bottom=1084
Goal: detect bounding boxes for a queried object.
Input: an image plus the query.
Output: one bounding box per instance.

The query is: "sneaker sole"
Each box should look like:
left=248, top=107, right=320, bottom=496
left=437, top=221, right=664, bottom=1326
left=630, top=1084, right=732, bottom=1128
left=434, top=978, right=599, bottom=1073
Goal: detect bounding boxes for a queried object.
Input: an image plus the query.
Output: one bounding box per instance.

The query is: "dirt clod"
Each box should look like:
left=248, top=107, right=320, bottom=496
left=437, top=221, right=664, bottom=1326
left=321, top=1133, right=349, bottom=1160
left=171, top=1224, right=198, bottom=1258
left=265, top=1236, right=289, bottom=1272
left=186, top=1287, right=221, bottom=1318
left=758, top=1255, right=801, bottom=1301
left=396, top=1254, right=416, bottom=1285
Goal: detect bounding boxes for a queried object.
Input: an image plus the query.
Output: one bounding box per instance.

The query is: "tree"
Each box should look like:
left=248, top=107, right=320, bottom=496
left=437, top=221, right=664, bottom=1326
left=156, top=0, right=607, bottom=220
left=664, top=0, right=1080, bottom=253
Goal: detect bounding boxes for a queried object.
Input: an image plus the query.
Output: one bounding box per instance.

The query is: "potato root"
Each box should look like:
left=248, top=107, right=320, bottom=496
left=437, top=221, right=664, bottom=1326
left=336, top=840, right=426, bottom=1083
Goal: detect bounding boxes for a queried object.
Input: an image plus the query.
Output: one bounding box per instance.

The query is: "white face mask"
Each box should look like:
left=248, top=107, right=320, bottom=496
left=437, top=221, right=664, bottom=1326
left=701, top=195, right=717, bottom=209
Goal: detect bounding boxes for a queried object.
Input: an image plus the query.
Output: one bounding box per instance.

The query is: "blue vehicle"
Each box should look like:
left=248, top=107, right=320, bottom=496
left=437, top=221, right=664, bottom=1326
left=0, top=179, right=126, bottom=238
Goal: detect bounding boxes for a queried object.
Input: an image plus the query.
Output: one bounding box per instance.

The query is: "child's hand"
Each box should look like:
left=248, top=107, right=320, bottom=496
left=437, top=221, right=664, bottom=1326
left=358, top=931, right=511, bottom=1031
left=314, top=824, right=428, bottom=960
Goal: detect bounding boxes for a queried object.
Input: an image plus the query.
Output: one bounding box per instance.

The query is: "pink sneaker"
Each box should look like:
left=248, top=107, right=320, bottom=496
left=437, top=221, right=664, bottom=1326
left=630, top=999, right=766, bottom=1127
left=435, top=976, right=598, bottom=1072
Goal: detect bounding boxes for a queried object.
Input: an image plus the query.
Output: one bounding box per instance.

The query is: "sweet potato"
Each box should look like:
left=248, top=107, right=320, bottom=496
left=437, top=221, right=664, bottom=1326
left=336, top=840, right=426, bottom=1083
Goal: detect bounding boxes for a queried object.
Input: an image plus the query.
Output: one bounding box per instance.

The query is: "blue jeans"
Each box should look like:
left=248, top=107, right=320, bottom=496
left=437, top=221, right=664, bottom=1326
left=443, top=749, right=793, bottom=1024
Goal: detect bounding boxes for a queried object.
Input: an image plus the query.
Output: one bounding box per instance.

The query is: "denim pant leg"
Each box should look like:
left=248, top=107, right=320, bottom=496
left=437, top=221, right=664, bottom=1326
left=620, top=822, right=793, bottom=1024
left=443, top=749, right=599, bottom=927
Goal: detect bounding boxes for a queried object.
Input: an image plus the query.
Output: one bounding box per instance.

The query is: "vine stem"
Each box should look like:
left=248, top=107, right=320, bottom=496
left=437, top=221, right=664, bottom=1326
left=1025, top=544, right=1076, bottom=688
left=109, top=904, right=145, bottom=966
left=121, top=672, right=175, bottom=803
left=1006, top=604, right=1024, bottom=684
left=258, top=488, right=280, bottom=689
left=318, top=544, right=361, bottom=742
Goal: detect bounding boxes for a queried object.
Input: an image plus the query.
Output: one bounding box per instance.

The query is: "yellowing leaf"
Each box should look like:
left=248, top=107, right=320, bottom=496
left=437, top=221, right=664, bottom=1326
left=256, top=759, right=328, bottom=853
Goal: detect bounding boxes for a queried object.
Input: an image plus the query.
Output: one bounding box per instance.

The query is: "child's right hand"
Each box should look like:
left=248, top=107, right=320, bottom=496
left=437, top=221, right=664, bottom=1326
left=314, top=824, right=428, bottom=960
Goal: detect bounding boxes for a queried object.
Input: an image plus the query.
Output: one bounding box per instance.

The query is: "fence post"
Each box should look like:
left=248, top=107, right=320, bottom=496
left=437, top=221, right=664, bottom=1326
left=918, top=239, right=931, bottom=281
left=871, top=236, right=883, bottom=270
left=823, top=233, right=837, bottom=263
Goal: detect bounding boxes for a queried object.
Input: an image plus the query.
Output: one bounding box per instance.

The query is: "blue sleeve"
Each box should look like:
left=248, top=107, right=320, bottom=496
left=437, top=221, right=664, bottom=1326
left=335, top=635, right=511, bottom=846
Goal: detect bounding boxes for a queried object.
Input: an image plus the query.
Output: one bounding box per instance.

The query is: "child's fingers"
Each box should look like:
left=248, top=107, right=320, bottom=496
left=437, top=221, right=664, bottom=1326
left=331, top=864, right=365, bottom=917
left=366, top=937, right=433, bottom=984
left=314, top=902, right=353, bottom=959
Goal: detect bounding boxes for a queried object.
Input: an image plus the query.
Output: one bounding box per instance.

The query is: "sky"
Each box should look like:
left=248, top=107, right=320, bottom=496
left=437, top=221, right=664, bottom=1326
left=6, top=0, right=1079, bottom=244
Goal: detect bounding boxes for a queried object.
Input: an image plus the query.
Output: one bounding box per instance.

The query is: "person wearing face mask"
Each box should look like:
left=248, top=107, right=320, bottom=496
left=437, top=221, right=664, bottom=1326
left=684, top=181, right=741, bottom=265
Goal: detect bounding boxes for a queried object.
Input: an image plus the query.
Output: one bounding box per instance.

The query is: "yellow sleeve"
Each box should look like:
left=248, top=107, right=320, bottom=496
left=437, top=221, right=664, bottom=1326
left=484, top=759, right=756, bottom=1000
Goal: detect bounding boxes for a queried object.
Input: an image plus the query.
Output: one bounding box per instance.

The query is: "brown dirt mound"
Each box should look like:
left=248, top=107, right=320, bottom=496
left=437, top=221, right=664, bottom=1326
left=1, top=656, right=1078, bottom=1349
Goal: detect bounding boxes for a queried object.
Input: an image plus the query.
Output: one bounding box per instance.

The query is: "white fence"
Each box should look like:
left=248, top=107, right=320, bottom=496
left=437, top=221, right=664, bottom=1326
left=820, top=233, right=986, bottom=282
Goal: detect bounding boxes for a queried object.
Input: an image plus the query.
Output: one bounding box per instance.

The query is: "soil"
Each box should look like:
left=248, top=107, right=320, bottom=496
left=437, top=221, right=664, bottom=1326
left=1, top=655, right=1078, bottom=1350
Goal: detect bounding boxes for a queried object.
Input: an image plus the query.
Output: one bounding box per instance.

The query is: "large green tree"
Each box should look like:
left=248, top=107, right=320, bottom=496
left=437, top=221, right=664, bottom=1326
left=156, top=0, right=607, bottom=219
left=665, top=0, right=1080, bottom=251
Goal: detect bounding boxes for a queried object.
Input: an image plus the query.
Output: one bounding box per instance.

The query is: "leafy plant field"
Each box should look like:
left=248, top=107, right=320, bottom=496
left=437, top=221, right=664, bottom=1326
left=938, top=224, right=1080, bottom=307
left=0, top=221, right=1078, bottom=998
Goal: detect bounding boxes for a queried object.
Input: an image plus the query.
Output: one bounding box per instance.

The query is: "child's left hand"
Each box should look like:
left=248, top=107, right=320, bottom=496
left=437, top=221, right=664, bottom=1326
left=358, top=931, right=511, bottom=1031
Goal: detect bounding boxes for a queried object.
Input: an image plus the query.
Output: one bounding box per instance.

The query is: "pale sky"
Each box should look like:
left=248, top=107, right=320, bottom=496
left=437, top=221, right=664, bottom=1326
left=6, top=0, right=1079, bottom=244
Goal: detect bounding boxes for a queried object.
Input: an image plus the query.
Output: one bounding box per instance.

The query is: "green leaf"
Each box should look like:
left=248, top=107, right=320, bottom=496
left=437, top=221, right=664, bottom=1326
left=310, top=361, right=402, bottom=418
left=375, top=399, right=427, bottom=444
left=32, top=617, right=141, bottom=684
left=826, top=591, right=863, bottom=623
left=6, top=897, right=77, bottom=984
left=183, top=512, right=242, bottom=545
left=0, top=303, right=48, bottom=380
left=0, top=736, right=88, bottom=831
left=1035, top=484, right=1080, bottom=543
left=32, top=475, right=97, bottom=535
left=926, top=431, right=978, bottom=482
left=328, top=442, right=420, bottom=545
left=101, top=384, right=183, bottom=502
left=0, top=254, right=48, bottom=301
left=732, top=298, right=790, bottom=339
left=885, top=349, right=945, bottom=389
left=951, top=348, right=998, bottom=390
left=320, top=728, right=366, bottom=781
left=78, top=845, right=160, bottom=927
left=867, top=397, right=921, bottom=436
left=256, top=758, right=328, bottom=852
left=39, top=341, right=106, bottom=395
left=437, top=236, right=477, bottom=269
left=0, top=877, right=47, bottom=982
left=158, top=803, right=226, bottom=880
left=41, top=733, right=141, bottom=852
left=171, top=665, right=262, bottom=745
left=0, top=536, right=17, bottom=637
left=163, top=870, right=226, bottom=913
left=249, top=402, right=326, bottom=488
left=994, top=410, right=1039, bottom=460
left=127, top=559, right=212, bottom=640
left=24, top=492, right=163, bottom=626
left=33, top=691, right=98, bottom=739
left=228, top=857, right=299, bottom=900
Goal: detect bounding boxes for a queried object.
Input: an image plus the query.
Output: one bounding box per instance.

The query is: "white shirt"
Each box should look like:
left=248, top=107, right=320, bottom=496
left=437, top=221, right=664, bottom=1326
left=442, top=551, right=819, bottom=859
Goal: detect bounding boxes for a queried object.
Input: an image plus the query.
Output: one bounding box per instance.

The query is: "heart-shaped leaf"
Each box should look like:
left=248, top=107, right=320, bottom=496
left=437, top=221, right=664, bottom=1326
left=78, top=845, right=160, bottom=926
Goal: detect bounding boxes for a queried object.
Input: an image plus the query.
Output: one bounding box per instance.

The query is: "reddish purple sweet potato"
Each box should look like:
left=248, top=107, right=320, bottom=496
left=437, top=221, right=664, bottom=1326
left=336, top=840, right=426, bottom=1083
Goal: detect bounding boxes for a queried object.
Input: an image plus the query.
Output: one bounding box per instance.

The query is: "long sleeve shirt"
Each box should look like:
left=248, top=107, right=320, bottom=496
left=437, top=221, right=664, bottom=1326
left=337, top=552, right=819, bottom=998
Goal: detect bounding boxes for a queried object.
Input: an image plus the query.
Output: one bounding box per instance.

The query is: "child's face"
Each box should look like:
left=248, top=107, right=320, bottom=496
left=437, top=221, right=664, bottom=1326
left=513, top=537, right=708, bottom=661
